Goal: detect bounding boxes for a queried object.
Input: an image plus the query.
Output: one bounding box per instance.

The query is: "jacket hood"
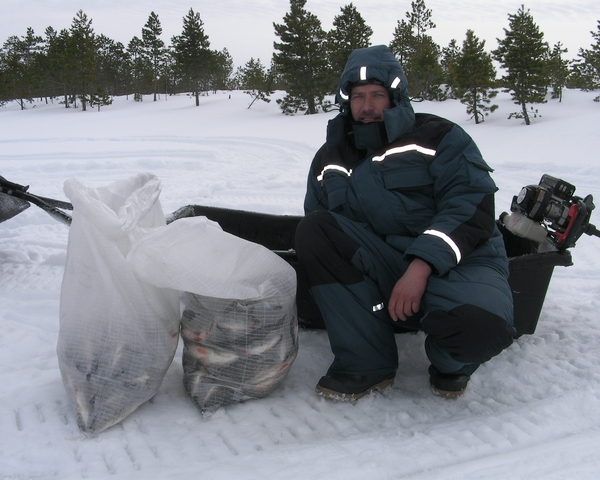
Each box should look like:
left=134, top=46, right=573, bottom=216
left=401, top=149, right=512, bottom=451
left=326, top=45, right=415, bottom=151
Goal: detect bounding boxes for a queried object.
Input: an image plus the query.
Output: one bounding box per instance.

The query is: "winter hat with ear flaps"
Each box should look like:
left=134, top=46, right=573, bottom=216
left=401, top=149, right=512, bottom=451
left=326, top=45, right=415, bottom=150
left=336, top=45, right=410, bottom=109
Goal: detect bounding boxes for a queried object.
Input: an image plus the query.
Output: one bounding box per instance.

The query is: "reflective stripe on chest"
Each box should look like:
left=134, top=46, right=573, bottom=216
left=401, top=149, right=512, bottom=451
left=372, top=144, right=436, bottom=162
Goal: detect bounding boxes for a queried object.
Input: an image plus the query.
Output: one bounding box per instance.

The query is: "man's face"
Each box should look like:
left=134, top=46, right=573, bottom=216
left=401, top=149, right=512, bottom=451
left=349, top=84, right=391, bottom=123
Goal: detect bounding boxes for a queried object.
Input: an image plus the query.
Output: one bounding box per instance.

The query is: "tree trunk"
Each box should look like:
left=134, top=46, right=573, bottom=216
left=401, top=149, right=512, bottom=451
left=248, top=94, right=258, bottom=109
left=307, top=96, right=316, bottom=115
left=521, top=101, right=530, bottom=125
left=471, top=93, right=481, bottom=124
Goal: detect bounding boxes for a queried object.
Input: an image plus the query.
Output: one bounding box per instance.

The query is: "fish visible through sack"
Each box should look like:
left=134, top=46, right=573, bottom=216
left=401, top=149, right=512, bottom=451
left=183, top=369, right=208, bottom=394
left=62, top=360, right=162, bottom=433
left=58, top=330, right=178, bottom=434
left=186, top=346, right=239, bottom=366
left=215, top=318, right=261, bottom=333
left=252, top=356, right=295, bottom=384
left=181, top=325, right=214, bottom=344
left=244, top=356, right=297, bottom=396
left=181, top=291, right=298, bottom=415
left=189, top=383, right=242, bottom=414
left=241, top=334, right=283, bottom=355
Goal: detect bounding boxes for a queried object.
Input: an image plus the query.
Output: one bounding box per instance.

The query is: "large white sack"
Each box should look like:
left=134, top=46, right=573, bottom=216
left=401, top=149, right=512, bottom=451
left=58, top=173, right=180, bottom=434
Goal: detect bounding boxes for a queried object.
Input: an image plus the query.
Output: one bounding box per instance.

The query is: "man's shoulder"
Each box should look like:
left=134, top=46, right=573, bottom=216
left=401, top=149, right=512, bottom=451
left=394, top=113, right=457, bottom=151
left=414, top=112, right=455, bottom=129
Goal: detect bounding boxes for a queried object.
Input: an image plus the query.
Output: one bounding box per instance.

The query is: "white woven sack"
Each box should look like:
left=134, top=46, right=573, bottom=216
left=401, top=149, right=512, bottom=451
left=57, top=173, right=180, bottom=434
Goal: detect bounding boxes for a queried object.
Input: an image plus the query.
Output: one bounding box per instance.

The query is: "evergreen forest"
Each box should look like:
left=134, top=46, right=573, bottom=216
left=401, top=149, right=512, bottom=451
left=1, top=1, right=599, bottom=124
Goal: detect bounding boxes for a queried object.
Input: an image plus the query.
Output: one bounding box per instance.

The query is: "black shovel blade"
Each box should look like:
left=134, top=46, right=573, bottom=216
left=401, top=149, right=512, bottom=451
left=0, top=191, right=30, bottom=224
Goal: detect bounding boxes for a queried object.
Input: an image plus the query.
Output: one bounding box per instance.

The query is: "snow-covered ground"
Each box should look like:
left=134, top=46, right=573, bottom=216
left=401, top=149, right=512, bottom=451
left=1, top=88, right=600, bottom=479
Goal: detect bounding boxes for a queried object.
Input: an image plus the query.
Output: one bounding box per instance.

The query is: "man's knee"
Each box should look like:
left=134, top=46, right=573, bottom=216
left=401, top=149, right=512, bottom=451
left=295, top=210, right=336, bottom=259
left=422, top=305, right=516, bottom=365
left=295, top=211, right=364, bottom=286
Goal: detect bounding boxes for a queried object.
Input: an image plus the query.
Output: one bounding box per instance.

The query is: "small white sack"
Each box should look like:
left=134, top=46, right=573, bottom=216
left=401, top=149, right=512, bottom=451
left=58, top=173, right=180, bottom=434
left=127, top=216, right=298, bottom=414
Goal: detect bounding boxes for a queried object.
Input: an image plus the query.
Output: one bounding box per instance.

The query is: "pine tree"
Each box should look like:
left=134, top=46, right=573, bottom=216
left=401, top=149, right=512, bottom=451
left=413, top=36, right=444, bottom=100
left=0, top=28, right=43, bottom=108
left=0, top=60, right=7, bottom=106
left=44, top=27, right=73, bottom=107
left=93, top=35, right=126, bottom=100
left=206, top=48, right=234, bottom=92
left=128, top=36, right=148, bottom=101
left=407, top=0, right=435, bottom=38
left=162, top=54, right=176, bottom=97
left=90, top=86, right=112, bottom=111
left=547, top=42, right=570, bottom=102
left=452, top=30, right=498, bottom=124
left=68, top=10, right=97, bottom=111
left=327, top=3, right=373, bottom=85
left=68, top=10, right=97, bottom=110
left=142, top=12, right=167, bottom=101
left=492, top=5, right=550, bottom=125
left=440, top=38, right=460, bottom=98
left=389, top=0, right=443, bottom=100
left=238, top=58, right=274, bottom=109
left=572, top=21, right=600, bottom=100
left=0, top=36, right=26, bottom=107
left=273, top=0, right=330, bottom=115
left=171, top=8, right=211, bottom=106
left=21, top=28, right=44, bottom=100
left=389, top=20, right=415, bottom=67
left=35, top=27, right=57, bottom=102
left=267, top=58, right=285, bottom=90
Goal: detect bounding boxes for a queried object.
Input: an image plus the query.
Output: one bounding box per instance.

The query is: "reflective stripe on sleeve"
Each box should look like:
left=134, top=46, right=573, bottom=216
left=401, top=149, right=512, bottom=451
left=423, top=229, right=462, bottom=264
left=317, top=165, right=352, bottom=182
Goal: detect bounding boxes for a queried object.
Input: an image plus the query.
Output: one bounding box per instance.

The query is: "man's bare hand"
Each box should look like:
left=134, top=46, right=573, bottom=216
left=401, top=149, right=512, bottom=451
left=388, top=258, right=432, bottom=321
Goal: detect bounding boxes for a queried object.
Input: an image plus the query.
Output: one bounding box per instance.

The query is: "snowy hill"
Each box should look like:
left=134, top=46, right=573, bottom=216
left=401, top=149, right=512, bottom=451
left=1, top=89, right=600, bottom=479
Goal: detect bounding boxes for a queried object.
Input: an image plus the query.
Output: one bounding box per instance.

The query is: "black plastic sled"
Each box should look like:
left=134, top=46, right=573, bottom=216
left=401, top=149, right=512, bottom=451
left=168, top=204, right=573, bottom=337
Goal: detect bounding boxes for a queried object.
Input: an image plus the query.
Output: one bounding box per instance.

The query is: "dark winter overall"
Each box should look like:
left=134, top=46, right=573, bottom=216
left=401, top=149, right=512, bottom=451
left=295, top=46, right=515, bottom=380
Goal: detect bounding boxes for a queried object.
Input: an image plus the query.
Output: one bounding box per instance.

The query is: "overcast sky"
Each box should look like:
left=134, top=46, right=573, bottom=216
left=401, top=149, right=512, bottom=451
left=1, top=0, right=598, bottom=68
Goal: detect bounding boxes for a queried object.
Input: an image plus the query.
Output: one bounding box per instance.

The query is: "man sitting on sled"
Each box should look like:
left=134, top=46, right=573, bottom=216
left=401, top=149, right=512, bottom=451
left=295, top=45, right=515, bottom=400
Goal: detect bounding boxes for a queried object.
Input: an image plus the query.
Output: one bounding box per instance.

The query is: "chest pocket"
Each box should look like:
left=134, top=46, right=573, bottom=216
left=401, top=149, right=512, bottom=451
left=383, top=166, right=433, bottom=192
left=379, top=165, right=436, bottom=232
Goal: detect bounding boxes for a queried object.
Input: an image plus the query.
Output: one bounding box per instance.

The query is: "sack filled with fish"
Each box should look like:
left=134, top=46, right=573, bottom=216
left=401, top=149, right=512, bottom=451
left=181, top=288, right=298, bottom=414
left=58, top=174, right=180, bottom=434
left=127, top=215, right=298, bottom=415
